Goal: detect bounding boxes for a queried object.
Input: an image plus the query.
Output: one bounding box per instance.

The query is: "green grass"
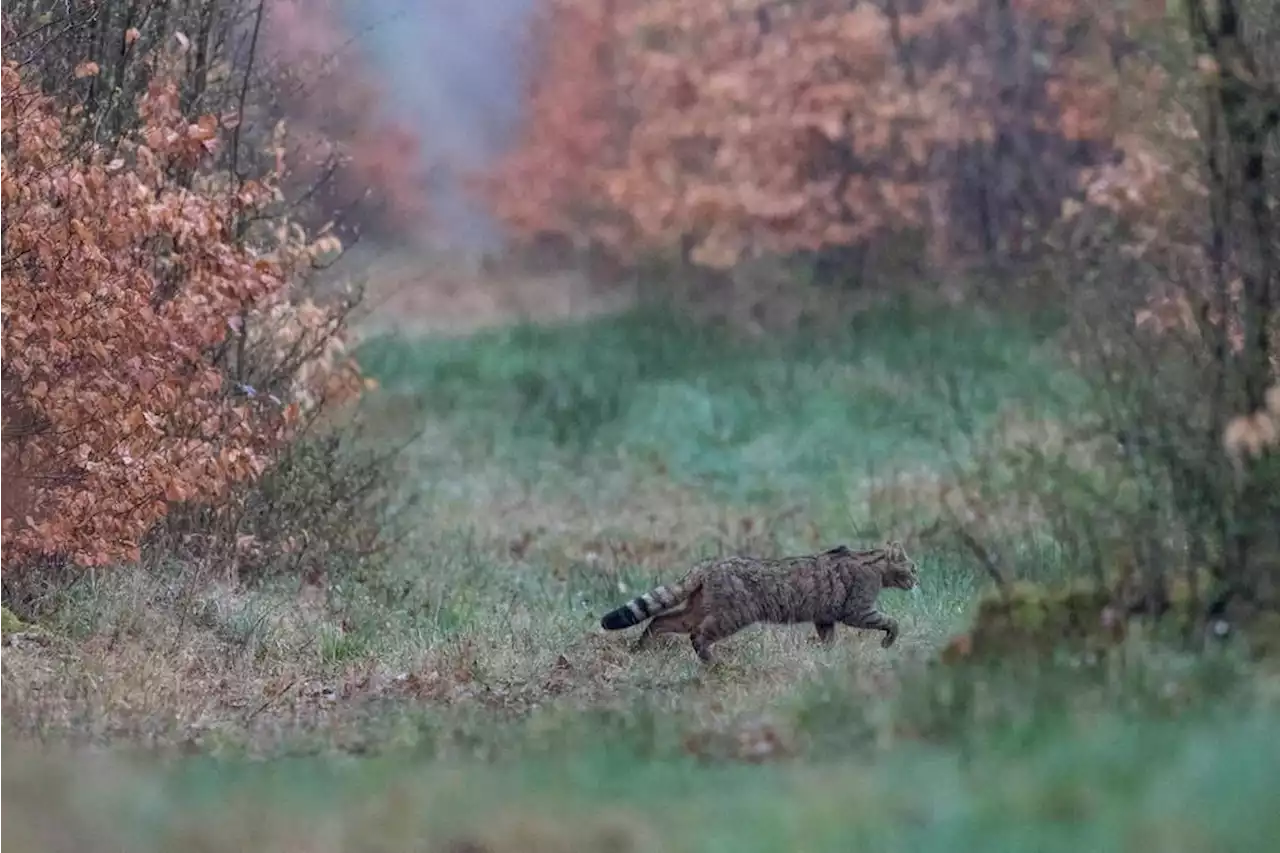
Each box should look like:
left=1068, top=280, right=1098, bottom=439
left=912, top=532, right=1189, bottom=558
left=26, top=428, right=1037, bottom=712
left=327, top=295, right=1069, bottom=667
left=357, top=294, right=1075, bottom=506
left=8, top=701, right=1280, bottom=852
left=8, top=293, right=1272, bottom=853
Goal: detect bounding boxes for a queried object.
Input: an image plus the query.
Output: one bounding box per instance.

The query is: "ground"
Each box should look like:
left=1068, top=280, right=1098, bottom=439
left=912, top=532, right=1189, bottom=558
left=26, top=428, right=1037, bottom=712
left=4, top=258, right=1280, bottom=852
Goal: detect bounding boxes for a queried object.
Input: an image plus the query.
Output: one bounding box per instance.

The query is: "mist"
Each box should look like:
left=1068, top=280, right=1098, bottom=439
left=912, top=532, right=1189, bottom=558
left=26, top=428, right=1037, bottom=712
left=339, top=0, right=541, bottom=253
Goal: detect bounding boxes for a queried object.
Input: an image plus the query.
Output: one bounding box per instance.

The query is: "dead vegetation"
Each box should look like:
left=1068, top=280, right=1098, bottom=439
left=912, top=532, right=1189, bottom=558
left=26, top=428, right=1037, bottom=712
left=0, top=538, right=928, bottom=758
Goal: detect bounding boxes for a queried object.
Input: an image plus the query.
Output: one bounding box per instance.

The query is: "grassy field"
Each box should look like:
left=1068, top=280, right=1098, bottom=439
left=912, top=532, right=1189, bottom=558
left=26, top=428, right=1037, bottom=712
left=5, top=292, right=1279, bottom=852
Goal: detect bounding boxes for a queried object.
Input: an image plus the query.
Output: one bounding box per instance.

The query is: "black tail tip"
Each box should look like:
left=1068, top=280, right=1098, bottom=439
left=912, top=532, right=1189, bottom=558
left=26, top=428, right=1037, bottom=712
left=601, top=609, right=633, bottom=631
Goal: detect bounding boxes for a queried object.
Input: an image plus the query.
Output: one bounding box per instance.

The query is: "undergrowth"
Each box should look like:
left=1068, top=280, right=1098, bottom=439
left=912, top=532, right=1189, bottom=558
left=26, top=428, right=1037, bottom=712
left=6, top=294, right=1277, bottom=852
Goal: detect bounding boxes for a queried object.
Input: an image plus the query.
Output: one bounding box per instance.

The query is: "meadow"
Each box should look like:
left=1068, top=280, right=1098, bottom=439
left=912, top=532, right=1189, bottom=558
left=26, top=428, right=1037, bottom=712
left=5, top=289, right=1278, bottom=852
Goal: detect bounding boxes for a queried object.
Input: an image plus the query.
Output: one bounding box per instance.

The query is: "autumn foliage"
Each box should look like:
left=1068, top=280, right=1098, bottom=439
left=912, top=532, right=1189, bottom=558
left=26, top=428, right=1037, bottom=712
left=0, top=60, right=359, bottom=569
left=482, top=0, right=1165, bottom=269
left=0, top=0, right=428, bottom=243
left=0, top=0, right=429, bottom=579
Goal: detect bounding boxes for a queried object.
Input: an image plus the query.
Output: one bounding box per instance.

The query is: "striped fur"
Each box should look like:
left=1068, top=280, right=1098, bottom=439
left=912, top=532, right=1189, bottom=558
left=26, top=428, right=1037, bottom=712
left=598, top=542, right=919, bottom=664
left=600, top=572, right=701, bottom=630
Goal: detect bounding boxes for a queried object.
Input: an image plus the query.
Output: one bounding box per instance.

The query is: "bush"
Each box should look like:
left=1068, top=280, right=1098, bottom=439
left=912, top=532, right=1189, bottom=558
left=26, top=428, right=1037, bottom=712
left=1, top=63, right=294, bottom=569
left=1, top=38, right=405, bottom=599
left=481, top=0, right=1137, bottom=272
left=0, top=0, right=428, bottom=242
left=1030, top=2, right=1280, bottom=619
left=147, top=409, right=416, bottom=587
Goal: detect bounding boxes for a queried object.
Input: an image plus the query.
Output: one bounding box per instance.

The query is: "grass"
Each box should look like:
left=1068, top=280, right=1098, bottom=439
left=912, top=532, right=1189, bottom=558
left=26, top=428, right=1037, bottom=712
left=7, top=700, right=1280, bottom=852
left=6, top=291, right=1276, bottom=852
left=357, top=293, right=1070, bottom=500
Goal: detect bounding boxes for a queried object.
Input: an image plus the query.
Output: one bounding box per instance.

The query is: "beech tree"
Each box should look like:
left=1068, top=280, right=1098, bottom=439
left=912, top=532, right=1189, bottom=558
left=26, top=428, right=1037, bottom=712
left=482, top=0, right=1171, bottom=270
left=1, top=41, right=369, bottom=570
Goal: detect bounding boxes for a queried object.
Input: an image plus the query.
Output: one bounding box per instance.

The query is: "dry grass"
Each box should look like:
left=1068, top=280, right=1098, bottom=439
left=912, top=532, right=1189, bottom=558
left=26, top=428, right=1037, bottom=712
left=850, top=407, right=1122, bottom=542
left=344, top=243, right=637, bottom=340
left=341, top=241, right=917, bottom=346
left=5, top=292, right=1054, bottom=754
left=1, top=515, right=944, bottom=756
left=7, top=693, right=1280, bottom=853
left=18, top=290, right=1251, bottom=852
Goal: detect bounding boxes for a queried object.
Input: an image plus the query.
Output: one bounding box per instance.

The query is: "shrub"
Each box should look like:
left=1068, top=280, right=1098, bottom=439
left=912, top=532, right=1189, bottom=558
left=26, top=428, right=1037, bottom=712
left=1, top=49, right=391, bottom=592
left=480, top=0, right=1140, bottom=272
left=1, top=63, right=293, bottom=568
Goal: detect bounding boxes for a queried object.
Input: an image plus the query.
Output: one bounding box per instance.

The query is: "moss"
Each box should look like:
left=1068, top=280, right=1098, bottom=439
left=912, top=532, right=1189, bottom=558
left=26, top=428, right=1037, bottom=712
left=1247, top=612, right=1280, bottom=660
left=940, top=561, right=1280, bottom=667
left=2, top=605, right=32, bottom=636
left=1167, top=567, right=1218, bottom=612
left=1, top=604, right=64, bottom=646
left=943, top=569, right=1224, bottom=665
